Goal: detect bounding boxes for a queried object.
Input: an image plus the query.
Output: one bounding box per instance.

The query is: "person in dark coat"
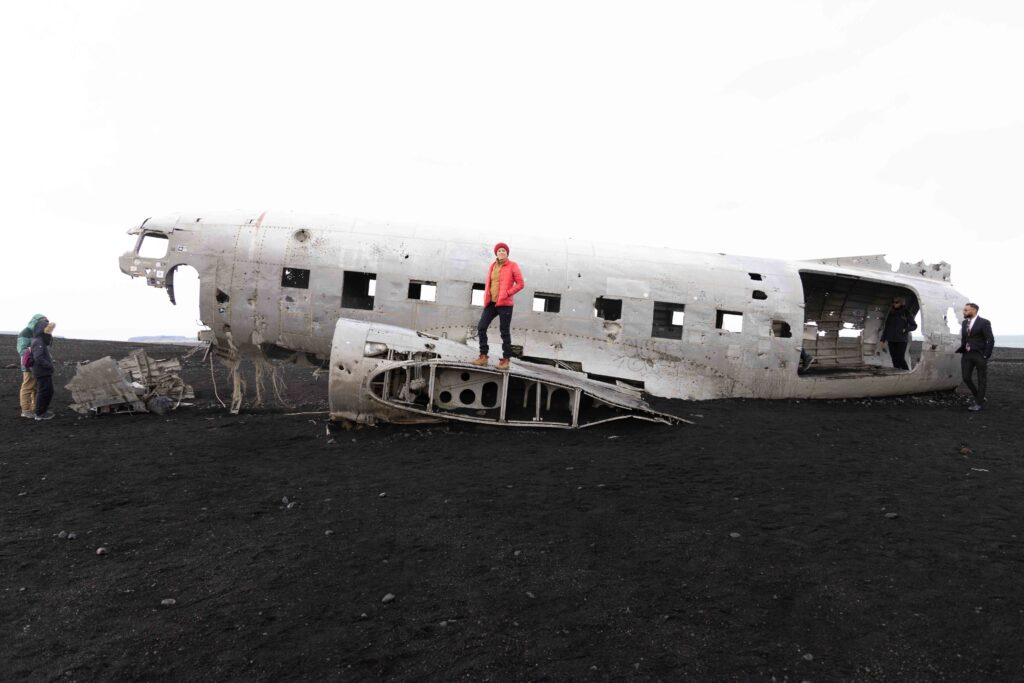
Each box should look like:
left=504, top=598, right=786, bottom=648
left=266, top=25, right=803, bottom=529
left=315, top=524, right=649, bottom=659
left=956, top=302, right=995, bottom=411
left=30, top=317, right=56, bottom=420
left=880, top=296, right=917, bottom=370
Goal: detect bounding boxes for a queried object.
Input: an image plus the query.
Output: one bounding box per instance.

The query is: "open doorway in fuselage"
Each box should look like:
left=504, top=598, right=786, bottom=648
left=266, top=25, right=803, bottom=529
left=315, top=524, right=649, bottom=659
left=159, top=264, right=205, bottom=341
left=798, top=271, right=920, bottom=376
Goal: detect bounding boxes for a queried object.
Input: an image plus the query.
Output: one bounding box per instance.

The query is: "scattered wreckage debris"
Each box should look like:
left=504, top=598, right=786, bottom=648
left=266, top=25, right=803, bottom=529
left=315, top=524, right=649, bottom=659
left=66, top=349, right=194, bottom=415
left=328, top=319, right=689, bottom=429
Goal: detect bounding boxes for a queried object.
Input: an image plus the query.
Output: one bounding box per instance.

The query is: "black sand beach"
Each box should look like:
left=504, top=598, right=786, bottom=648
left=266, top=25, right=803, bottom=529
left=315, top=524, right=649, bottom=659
left=3, top=335, right=1022, bottom=680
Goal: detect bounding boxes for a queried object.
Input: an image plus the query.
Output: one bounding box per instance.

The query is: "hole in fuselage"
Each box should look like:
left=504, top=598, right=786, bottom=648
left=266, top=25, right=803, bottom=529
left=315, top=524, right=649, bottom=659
left=799, top=271, right=920, bottom=375
left=481, top=381, right=499, bottom=407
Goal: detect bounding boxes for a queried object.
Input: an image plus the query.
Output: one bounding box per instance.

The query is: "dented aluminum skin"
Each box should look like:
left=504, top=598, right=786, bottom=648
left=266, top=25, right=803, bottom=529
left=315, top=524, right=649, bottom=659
left=120, top=210, right=969, bottom=407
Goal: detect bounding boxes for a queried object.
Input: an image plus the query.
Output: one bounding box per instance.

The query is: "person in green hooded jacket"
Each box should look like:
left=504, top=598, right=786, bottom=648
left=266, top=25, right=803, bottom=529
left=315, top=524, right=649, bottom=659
left=16, top=314, right=47, bottom=418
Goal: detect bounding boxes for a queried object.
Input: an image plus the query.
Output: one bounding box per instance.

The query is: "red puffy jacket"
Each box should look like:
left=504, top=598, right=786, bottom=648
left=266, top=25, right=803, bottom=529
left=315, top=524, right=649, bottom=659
left=483, top=259, right=525, bottom=307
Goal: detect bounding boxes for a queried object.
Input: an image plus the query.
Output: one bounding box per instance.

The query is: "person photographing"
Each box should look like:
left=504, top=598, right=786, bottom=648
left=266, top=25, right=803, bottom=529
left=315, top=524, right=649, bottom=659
left=29, top=317, right=57, bottom=420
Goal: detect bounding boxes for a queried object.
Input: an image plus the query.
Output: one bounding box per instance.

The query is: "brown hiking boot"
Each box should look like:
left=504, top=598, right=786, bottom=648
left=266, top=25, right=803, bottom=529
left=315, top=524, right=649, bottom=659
left=497, top=357, right=510, bottom=370
left=471, top=354, right=489, bottom=366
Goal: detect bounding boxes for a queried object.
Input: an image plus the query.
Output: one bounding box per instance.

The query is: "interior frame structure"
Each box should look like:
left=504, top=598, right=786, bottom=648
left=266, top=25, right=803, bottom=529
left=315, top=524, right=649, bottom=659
left=799, top=271, right=920, bottom=373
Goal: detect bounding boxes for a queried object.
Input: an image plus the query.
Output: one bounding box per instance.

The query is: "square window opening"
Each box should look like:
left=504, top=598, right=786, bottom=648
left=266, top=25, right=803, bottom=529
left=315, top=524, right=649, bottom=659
left=716, top=310, right=743, bottom=333
left=752, top=290, right=767, bottom=300
left=652, top=301, right=686, bottom=339
left=408, top=280, right=437, bottom=302
left=138, top=233, right=169, bottom=259
left=594, top=297, right=622, bottom=321
left=342, top=271, right=376, bottom=310
left=532, top=292, right=561, bottom=313
left=471, top=283, right=486, bottom=307
left=749, top=272, right=763, bottom=281
left=838, top=322, right=863, bottom=338
left=281, top=267, right=311, bottom=289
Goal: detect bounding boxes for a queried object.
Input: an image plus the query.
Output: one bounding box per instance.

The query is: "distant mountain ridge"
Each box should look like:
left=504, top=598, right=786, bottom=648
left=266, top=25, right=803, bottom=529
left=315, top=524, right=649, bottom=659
left=127, top=335, right=199, bottom=345
left=1000, top=335, right=1024, bottom=349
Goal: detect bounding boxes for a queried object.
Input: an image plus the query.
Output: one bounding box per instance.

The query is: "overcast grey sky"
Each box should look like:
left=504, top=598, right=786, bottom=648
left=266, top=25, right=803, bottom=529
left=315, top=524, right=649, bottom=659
left=2, top=1, right=1021, bottom=339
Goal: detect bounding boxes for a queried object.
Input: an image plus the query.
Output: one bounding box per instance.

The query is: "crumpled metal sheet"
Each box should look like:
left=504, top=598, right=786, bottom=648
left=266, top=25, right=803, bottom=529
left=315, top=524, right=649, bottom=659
left=66, top=349, right=194, bottom=415
left=117, top=350, right=194, bottom=402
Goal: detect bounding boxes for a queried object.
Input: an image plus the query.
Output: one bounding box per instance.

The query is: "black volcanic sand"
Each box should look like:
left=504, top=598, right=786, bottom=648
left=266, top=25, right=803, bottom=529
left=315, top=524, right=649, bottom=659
left=2, top=334, right=1023, bottom=681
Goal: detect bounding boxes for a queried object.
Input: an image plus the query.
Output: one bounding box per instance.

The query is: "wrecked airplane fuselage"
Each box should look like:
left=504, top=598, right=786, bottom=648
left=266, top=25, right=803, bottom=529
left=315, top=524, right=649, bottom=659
left=119, top=211, right=969, bottom=423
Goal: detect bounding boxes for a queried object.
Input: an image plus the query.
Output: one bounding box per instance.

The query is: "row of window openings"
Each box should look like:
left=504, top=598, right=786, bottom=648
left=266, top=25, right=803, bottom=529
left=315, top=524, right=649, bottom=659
left=282, top=268, right=759, bottom=338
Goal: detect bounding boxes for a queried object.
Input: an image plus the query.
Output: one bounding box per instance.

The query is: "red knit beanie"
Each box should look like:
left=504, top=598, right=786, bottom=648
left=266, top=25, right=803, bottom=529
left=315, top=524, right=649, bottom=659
left=494, top=242, right=510, bottom=255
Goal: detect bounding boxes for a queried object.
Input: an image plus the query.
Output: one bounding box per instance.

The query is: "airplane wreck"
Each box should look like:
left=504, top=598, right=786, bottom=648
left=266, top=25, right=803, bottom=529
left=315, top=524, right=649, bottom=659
left=330, top=319, right=683, bottom=427
left=119, top=211, right=969, bottom=426
left=66, top=349, right=195, bottom=415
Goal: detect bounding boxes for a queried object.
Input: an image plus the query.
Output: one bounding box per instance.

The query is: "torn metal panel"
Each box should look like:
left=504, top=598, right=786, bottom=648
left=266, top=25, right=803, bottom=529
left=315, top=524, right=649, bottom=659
left=117, top=350, right=195, bottom=402
left=812, top=254, right=952, bottom=283
left=329, top=319, right=685, bottom=428
left=66, top=350, right=194, bottom=415
left=67, top=357, right=147, bottom=414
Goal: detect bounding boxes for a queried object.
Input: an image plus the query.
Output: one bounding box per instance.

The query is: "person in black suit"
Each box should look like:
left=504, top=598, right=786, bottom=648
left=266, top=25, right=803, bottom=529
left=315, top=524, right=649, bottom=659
left=956, top=302, right=994, bottom=411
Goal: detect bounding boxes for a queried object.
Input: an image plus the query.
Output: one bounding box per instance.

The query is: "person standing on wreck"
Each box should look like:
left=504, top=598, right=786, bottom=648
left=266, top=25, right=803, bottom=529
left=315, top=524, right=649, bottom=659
left=472, top=242, right=524, bottom=370
left=880, top=296, right=917, bottom=370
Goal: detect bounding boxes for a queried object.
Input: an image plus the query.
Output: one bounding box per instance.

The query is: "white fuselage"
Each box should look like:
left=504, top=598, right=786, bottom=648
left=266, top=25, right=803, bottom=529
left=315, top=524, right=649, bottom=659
left=120, top=210, right=968, bottom=400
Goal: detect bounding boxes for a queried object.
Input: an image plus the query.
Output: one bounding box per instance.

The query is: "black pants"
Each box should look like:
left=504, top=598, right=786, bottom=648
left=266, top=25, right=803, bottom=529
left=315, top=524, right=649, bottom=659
left=887, top=341, right=910, bottom=370
left=961, top=351, right=988, bottom=403
left=478, top=304, right=513, bottom=359
left=35, top=374, right=54, bottom=416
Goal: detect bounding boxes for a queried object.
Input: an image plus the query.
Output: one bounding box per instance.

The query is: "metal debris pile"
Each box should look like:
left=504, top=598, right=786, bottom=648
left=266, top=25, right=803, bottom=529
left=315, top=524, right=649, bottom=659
left=67, top=349, right=195, bottom=415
